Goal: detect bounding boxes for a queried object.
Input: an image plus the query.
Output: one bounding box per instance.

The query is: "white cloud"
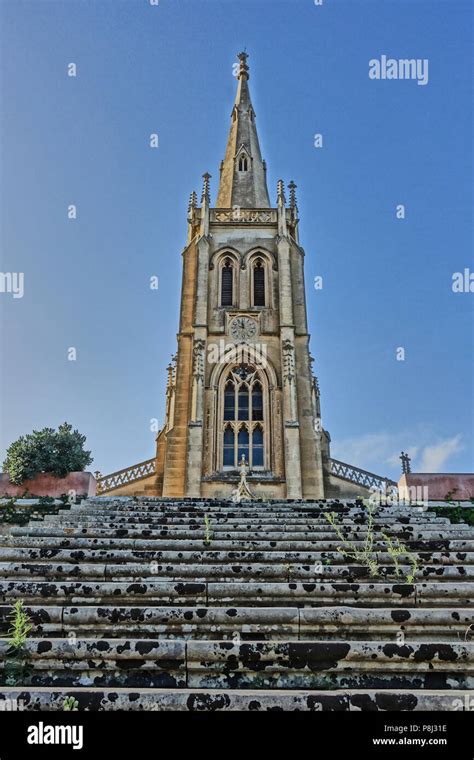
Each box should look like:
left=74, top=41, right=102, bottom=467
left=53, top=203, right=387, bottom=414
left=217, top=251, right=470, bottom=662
left=333, top=428, right=463, bottom=477
left=419, top=435, right=463, bottom=472
left=333, top=433, right=393, bottom=470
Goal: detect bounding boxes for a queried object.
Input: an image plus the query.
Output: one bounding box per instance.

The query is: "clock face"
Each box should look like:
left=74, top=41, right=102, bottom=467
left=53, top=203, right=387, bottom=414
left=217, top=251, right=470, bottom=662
left=230, top=316, right=258, bottom=341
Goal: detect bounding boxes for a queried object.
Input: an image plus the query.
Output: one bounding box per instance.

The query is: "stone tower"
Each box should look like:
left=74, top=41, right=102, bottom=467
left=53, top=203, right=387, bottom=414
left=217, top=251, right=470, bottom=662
left=154, top=52, right=330, bottom=499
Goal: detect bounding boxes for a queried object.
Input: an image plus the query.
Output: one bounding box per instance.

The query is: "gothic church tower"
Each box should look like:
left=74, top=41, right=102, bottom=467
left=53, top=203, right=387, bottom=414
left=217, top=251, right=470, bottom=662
left=154, top=52, right=329, bottom=499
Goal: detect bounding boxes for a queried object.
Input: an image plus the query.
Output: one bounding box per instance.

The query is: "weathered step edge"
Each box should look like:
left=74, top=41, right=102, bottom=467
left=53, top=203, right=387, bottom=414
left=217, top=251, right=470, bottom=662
left=1, top=687, right=473, bottom=711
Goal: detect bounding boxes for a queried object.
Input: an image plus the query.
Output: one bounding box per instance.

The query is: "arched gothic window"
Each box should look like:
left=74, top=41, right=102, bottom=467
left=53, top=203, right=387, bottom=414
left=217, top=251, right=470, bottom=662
left=252, top=425, right=264, bottom=467
left=221, top=367, right=266, bottom=469
left=252, top=382, right=263, bottom=421
left=238, top=155, right=248, bottom=172
left=237, top=426, right=249, bottom=463
left=224, top=381, right=235, bottom=420
left=253, top=259, right=265, bottom=306
left=221, top=258, right=233, bottom=306
left=223, top=425, right=235, bottom=467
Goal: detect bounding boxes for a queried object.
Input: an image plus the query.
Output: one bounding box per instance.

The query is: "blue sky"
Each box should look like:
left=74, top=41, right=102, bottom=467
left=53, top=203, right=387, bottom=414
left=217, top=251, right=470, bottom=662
left=0, top=0, right=472, bottom=480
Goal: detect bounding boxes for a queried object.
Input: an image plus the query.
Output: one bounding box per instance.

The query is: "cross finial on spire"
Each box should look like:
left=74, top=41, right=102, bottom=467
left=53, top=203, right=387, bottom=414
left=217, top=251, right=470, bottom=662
left=237, top=50, right=249, bottom=80
left=400, top=451, right=412, bottom=474
left=201, top=172, right=211, bottom=204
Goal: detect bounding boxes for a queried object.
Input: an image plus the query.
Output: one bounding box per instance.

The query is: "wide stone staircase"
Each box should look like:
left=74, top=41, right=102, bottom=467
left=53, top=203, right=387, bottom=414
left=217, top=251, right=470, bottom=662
left=0, top=497, right=473, bottom=711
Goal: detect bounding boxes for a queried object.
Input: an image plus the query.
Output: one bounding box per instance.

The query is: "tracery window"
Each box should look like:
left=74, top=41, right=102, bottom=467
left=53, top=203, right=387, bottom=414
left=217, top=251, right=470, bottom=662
left=238, top=155, right=248, bottom=172
left=220, top=366, right=266, bottom=469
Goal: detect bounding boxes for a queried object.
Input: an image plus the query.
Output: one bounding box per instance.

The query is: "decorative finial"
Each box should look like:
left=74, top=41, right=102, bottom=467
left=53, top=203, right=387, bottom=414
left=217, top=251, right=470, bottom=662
left=201, top=172, right=211, bottom=204
left=188, top=191, right=197, bottom=212
left=400, top=451, right=412, bottom=475
left=237, top=50, right=249, bottom=80
left=288, top=181, right=298, bottom=210
left=277, top=179, right=286, bottom=205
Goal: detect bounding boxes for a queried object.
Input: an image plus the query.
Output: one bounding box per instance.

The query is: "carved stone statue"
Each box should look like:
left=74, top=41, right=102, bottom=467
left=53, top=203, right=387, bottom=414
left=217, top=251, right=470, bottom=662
left=231, top=454, right=255, bottom=503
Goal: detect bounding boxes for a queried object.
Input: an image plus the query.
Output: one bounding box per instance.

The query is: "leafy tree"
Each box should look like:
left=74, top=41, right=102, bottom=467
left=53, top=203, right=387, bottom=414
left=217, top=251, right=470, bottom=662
left=3, top=423, right=93, bottom=484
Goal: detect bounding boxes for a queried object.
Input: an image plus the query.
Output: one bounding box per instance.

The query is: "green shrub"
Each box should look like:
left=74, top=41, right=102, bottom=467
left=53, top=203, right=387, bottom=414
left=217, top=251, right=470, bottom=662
left=3, top=423, right=92, bottom=485
left=0, top=498, right=29, bottom=525
left=38, top=495, right=55, bottom=508
left=428, top=505, right=474, bottom=527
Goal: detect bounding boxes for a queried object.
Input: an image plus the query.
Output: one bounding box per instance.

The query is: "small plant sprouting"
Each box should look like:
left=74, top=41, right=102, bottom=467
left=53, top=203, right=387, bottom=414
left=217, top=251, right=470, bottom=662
left=324, top=506, right=419, bottom=583
left=381, top=533, right=405, bottom=576
left=4, top=601, right=32, bottom=686
left=8, top=600, right=32, bottom=650
left=203, top=514, right=212, bottom=546
left=405, top=555, right=419, bottom=584
left=325, top=504, right=379, bottom=577
left=382, top=532, right=419, bottom=583
left=63, top=696, right=79, bottom=711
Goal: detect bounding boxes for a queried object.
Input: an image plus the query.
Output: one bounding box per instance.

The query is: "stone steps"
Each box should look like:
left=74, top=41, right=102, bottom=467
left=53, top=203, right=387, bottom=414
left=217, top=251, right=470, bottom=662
left=0, top=580, right=471, bottom=607
left=45, top=505, right=446, bottom=516
left=36, top=506, right=453, bottom=521
left=3, top=536, right=468, bottom=558
left=9, top=532, right=470, bottom=557
left=0, top=638, right=472, bottom=690
left=35, top=507, right=432, bottom=520
left=1, top=546, right=472, bottom=566
left=1, top=559, right=473, bottom=584
left=23, top=523, right=470, bottom=542
left=0, top=686, right=470, bottom=711
left=0, top=605, right=471, bottom=641
left=0, top=496, right=472, bottom=710
left=7, top=531, right=472, bottom=552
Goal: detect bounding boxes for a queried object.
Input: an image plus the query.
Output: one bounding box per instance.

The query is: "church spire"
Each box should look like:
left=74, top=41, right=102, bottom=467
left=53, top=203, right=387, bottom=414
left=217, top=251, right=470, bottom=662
left=216, top=52, right=270, bottom=209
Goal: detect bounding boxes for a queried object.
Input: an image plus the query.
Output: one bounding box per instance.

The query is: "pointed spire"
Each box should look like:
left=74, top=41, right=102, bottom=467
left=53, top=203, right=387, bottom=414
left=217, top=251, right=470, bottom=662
left=201, top=172, right=211, bottom=205
left=288, top=181, right=298, bottom=210
left=237, top=50, right=249, bottom=80
left=277, top=180, right=287, bottom=236
left=188, top=190, right=197, bottom=213
left=277, top=179, right=286, bottom=206
left=216, top=52, right=270, bottom=209
left=166, top=362, right=174, bottom=390
left=187, top=190, right=198, bottom=243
